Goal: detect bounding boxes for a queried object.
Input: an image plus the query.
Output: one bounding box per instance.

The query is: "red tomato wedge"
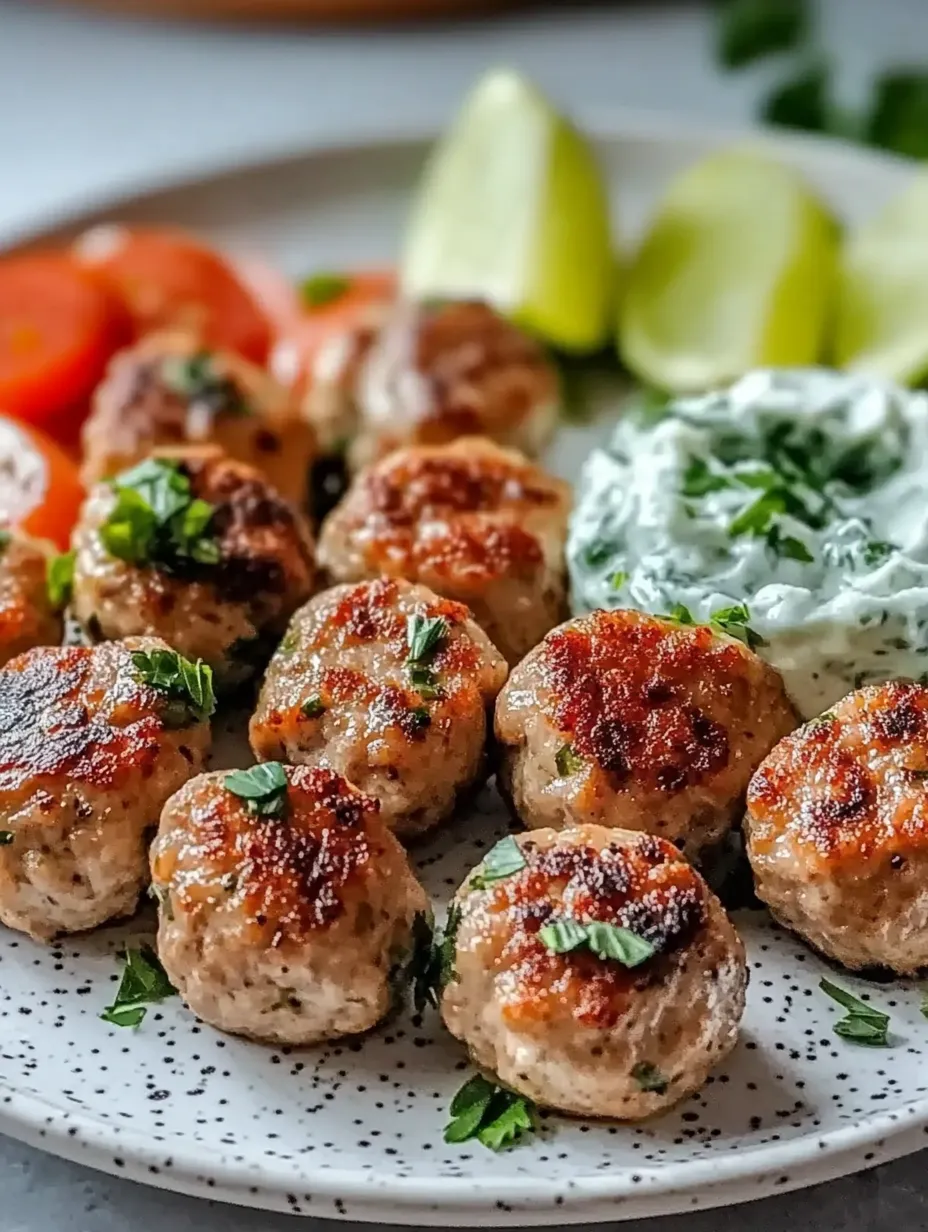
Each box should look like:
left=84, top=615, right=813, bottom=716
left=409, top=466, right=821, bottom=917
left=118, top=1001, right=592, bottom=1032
left=232, top=253, right=303, bottom=336
left=0, top=416, right=84, bottom=548
left=270, top=269, right=396, bottom=390
left=75, top=226, right=273, bottom=363
left=0, top=252, right=125, bottom=437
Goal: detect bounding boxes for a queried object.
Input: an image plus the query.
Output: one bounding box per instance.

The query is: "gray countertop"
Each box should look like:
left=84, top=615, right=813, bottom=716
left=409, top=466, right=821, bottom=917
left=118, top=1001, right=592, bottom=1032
left=1, top=0, right=928, bottom=1227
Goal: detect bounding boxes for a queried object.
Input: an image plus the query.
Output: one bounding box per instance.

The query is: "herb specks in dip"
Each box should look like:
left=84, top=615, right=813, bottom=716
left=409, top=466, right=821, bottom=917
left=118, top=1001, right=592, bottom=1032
left=568, top=369, right=928, bottom=717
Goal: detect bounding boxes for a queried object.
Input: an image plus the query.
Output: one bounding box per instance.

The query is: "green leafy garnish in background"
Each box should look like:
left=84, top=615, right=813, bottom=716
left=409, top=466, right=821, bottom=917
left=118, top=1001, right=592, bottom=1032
left=444, top=1074, right=538, bottom=1151
left=538, top=919, right=656, bottom=967
left=469, top=835, right=527, bottom=890
left=101, top=458, right=220, bottom=571
left=131, top=648, right=216, bottom=726
left=820, top=977, right=890, bottom=1046
left=302, top=273, right=352, bottom=308
left=46, top=550, right=75, bottom=610
left=225, top=762, right=289, bottom=818
left=716, top=0, right=808, bottom=70
left=161, top=351, right=250, bottom=416
left=100, top=944, right=176, bottom=1029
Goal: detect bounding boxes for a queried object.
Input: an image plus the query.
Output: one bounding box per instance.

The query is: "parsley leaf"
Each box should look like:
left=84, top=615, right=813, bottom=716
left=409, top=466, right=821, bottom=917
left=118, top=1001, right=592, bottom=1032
left=160, top=351, right=249, bottom=416
left=100, top=944, right=176, bottom=1028
left=444, top=1075, right=537, bottom=1151
left=862, top=540, right=897, bottom=568
left=224, top=762, right=289, bottom=817
left=538, top=919, right=655, bottom=967
left=301, top=272, right=351, bottom=308
left=301, top=695, right=326, bottom=719
left=761, top=58, right=834, bottom=134
left=610, top=570, right=628, bottom=591
left=682, top=457, right=732, bottom=498
left=469, top=836, right=527, bottom=890
left=46, top=550, right=75, bottom=610
left=409, top=663, right=442, bottom=700
left=710, top=602, right=767, bottom=650
left=131, top=648, right=216, bottom=726
left=766, top=525, right=814, bottom=562
left=555, top=743, right=584, bottom=776
left=663, top=603, right=696, bottom=626
left=406, top=614, right=449, bottom=664
left=717, top=0, right=808, bottom=70
left=101, top=459, right=220, bottom=572
left=866, top=70, right=928, bottom=160
left=631, top=1061, right=669, bottom=1094
left=0, top=830, right=13, bottom=845
left=440, top=903, right=462, bottom=989
left=820, top=978, right=890, bottom=1047
left=408, top=911, right=439, bottom=1013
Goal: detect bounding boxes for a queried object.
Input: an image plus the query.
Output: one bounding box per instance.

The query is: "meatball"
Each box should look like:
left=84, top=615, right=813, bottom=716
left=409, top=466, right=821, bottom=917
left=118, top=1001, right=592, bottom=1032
left=745, top=680, right=928, bottom=973
left=250, top=577, right=507, bottom=837
left=0, top=531, right=63, bottom=666
left=81, top=333, right=316, bottom=506
left=296, top=299, right=559, bottom=469
left=151, top=764, right=429, bottom=1044
left=71, top=449, right=317, bottom=688
left=317, top=437, right=570, bottom=666
left=441, top=825, right=746, bottom=1119
left=0, top=637, right=211, bottom=940
left=495, top=609, right=798, bottom=858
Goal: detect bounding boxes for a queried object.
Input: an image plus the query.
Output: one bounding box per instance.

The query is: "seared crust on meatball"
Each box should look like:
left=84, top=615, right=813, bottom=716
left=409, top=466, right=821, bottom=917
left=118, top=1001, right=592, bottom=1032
left=250, top=577, right=507, bottom=837
left=746, top=680, right=928, bottom=973
left=441, top=825, right=746, bottom=1119
left=317, top=437, right=570, bottom=666
left=151, top=765, right=429, bottom=1044
left=81, top=333, right=315, bottom=506
left=495, top=609, right=798, bottom=857
left=302, top=300, right=559, bottom=470
left=71, top=450, right=317, bottom=687
left=0, top=638, right=210, bottom=940
left=0, top=532, right=62, bottom=666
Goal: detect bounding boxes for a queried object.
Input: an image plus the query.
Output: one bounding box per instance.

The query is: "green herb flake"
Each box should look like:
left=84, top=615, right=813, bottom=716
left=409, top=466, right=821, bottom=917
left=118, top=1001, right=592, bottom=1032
left=407, top=911, right=439, bottom=1013
left=710, top=602, right=767, bottom=650
left=921, top=992, right=928, bottom=1020
left=301, top=272, right=351, bottom=309
left=862, top=540, right=897, bottom=568
left=469, top=836, right=527, bottom=891
left=100, top=944, right=176, bottom=1029
left=610, top=570, right=628, bottom=591
left=631, top=1061, right=669, bottom=1094
left=539, top=919, right=655, bottom=967
left=866, top=70, right=928, bottom=161
left=131, top=649, right=216, bottom=726
left=717, top=0, right=808, bottom=70
left=820, top=977, right=890, bottom=1047
left=406, top=614, right=449, bottom=665
left=46, top=550, right=75, bottom=610
left=160, top=351, right=250, bottom=416
left=440, top=903, right=462, bottom=989
left=0, top=830, right=13, bottom=846
left=761, top=58, right=833, bottom=135
left=101, top=458, right=220, bottom=571
left=681, top=457, right=732, bottom=498
left=767, top=526, right=815, bottom=563
left=301, top=695, right=326, bottom=719
left=409, top=663, right=442, bottom=700
left=555, top=743, right=584, bottom=777
left=443, top=1075, right=537, bottom=1152
left=224, top=762, right=289, bottom=818
left=0, top=529, right=11, bottom=557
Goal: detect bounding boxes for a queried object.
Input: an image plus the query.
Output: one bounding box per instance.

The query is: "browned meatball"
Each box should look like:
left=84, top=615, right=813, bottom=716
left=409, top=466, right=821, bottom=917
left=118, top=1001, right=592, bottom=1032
left=250, top=577, right=507, bottom=837
left=151, top=764, right=429, bottom=1044
left=294, top=299, right=559, bottom=469
left=0, top=637, right=211, bottom=940
left=71, top=450, right=317, bottom=687
left=495, top=609, right=798, bottom=858
left=317, top=437, right=570, bottom=666
left=441, top=825, right=746, bottom=1119
left=0, top=531, right=62, bottom=666
left=81, top=333, right=316, bottom=506
left=746, top=681, right=928, bottom=973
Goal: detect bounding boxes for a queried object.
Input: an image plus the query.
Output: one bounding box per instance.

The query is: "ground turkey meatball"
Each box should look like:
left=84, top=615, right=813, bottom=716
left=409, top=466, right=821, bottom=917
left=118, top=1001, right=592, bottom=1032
left=81, top=333, right=315, bottom=506
left=294, top=299, right=559, bottom=469
left=496, top=609, right=798, bottom=858
left=151, top=764, right=429, bottom=1044
left=71, top=450, right=317, bottom=688
left=250, top=577, right=507, bottom=837
left=441, top=825, right=746, bottom=1119
left=745, top=680, right=928, bottom=973
left=317, top=437, right=570, bottom=666
left=0, top=637, right=211, bottom=940
left=0, top=532, right=63, bottom=666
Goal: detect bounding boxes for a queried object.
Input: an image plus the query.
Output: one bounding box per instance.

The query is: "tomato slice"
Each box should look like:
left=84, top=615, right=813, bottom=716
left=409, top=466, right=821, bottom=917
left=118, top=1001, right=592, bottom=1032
left=75, top=226, right=273, bottom=363
left=0, top=416, right=84, bottom=548
left=0, top=252, right=126, bottom=439
left=270, top=269, right=396, bottom=390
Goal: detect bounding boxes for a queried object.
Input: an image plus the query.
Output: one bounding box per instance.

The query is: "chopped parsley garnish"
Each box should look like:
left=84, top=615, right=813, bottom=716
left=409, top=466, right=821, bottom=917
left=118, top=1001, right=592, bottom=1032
left=820, top=978, right=890, bottom=1046
left=406, top=614, right=448, bottom=664
left=408, top=911, right=439, bottom=1013
left=766, top=524, right=814, bottom=562
left=301, top=695, right=326, bottom=719
left=408, top=706, right=432, bottom=731
left=440, top=903, right=462, bottom=989
left=100, top=944, right=176, bottom=1028
left=131, top=648, right=216, bottom=726
left=301, top=272, right=351, bottom=309
left=682, top=457, right=732, bottom=497
left=582, top=537, right=615, bottom=568
left=443, top=1075, right=538, bottom=1151
left=805, top=710, right=836, bottom=731
left=555, top=743, right=584, bottom=776
left=631, top=1061, right=669, bottom=1094
left=46, top=550, right=75, bottom=610
left=160, top=351, right=249, bottom=416
left=716, top=0, right=807, bottom=70
left=224, top=762, right=289, bottom=818
left=0, top=830, right=13, bottom=846
left=409, top=664, right=442, bottom=700
left=663, top=602, right=696, bottom=625
left=862, top=540, right=897, bottom=568
left=610, top=570, right=628, bottom=591
left=709, top=602, right=767, bottom=650
left=469, top=836, right=527, bottom=890
left=538, top=919, right=655, bottom=967
left=100, top=458, right=220, bottom=571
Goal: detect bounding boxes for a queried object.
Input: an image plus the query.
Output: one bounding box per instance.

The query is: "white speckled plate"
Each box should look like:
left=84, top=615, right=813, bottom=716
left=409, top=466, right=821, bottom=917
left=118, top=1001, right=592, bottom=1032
left=1, top=116, right=927, bottom=1225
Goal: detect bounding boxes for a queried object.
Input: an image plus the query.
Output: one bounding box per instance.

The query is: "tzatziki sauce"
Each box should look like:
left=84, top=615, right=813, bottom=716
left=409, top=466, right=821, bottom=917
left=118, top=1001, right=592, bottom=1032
left=567, top=368, right=928, bottom=717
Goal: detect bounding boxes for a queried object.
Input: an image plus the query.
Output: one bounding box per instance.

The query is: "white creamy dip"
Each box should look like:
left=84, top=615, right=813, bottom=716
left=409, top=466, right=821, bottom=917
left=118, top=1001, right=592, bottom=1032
left=567, top=369, right=928, bottom=717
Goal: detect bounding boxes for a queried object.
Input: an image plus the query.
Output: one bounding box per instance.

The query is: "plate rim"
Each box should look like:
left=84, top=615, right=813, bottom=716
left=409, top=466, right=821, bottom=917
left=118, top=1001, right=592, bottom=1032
left=1, top=112, right=925, bottom=1222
